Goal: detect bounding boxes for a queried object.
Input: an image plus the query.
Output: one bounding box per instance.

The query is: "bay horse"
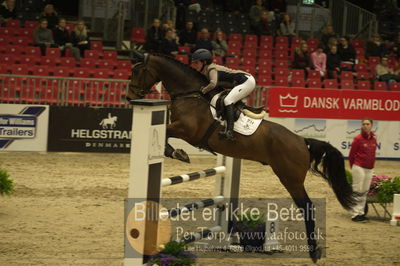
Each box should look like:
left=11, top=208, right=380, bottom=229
left=127, top=52, right=357, bottom=262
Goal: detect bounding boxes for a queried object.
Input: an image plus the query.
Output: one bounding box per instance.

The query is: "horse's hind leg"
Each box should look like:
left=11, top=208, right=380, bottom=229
left=272, top=162, right=322, bottom=262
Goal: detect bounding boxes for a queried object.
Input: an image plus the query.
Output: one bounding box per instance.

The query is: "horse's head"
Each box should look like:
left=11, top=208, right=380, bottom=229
left=127, top=51, right=160, bottom=101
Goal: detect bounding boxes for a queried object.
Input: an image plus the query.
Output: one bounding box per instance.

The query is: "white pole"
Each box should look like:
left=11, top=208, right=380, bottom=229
left=390, top=194, right=400, bottom=226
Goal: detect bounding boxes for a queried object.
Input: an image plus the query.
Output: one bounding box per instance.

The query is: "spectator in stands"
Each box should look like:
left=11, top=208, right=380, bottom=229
left=39, top=4, right=59, bottom=30
left=71, top=20, right=90, bottom=57
left=279, top=13, right=296, bottom=41
left=311, top=43, right=327, bottom=77
left=320, top=24, right=337, bottom=50
left=338, top=36, right=356, bottom=64
left=255, top=10, right=275, bottom=36
left=0, top=0, right=16, bottom=25
left=53, top=18, right=81, bottom=61
left=375, top=56, right=400, bottom=83
left=326, top=45, right=341, bottom=79
left=144, top=18, right=164, bottom=53
left=292, top=40, right=312, bottom=72
left=195, top=28, right=213, bottom=52
left=249, top=0, right=265, bottom=33
left=34, top=18, right=57, bottom=56
left=160, top=28, right=179, bottom=56
left=365, top=34, right=387, bottom=58
left=325, top=37, right=338, bottom=53
left=211, top=30, right=228, bottom=58
left=179, top=21, right=197, bottom=49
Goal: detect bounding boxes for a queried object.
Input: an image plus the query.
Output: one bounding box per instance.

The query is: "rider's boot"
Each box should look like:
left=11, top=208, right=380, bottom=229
left=219, top=104, right=235, bottom=141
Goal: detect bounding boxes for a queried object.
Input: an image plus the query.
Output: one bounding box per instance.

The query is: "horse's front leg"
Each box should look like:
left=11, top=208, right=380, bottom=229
left=164, top=121, right=190, bottom=163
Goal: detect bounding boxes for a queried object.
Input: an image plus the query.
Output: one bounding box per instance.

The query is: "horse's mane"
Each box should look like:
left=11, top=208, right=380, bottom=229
left=152, top=53, right=209, bottom=84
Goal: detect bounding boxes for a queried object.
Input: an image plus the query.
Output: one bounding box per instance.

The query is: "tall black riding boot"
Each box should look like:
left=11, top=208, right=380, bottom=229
left=219, top=104, right=235, bottom=141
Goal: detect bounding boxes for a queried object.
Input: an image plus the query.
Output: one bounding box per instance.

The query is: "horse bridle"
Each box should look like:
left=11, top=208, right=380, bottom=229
left=130, top=62, right=158, bottom=98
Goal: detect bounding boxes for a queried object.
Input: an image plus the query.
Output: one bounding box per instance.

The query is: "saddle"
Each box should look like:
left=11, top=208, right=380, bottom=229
left=215, top=91, right=265, bottom=121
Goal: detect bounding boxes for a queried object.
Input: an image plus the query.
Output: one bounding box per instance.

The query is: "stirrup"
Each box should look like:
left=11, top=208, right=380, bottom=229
left=219, top=129, right=235, bottom=141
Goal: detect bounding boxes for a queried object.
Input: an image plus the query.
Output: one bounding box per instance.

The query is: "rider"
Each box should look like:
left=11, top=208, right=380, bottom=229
left=191, top=48, right=256, bottom=141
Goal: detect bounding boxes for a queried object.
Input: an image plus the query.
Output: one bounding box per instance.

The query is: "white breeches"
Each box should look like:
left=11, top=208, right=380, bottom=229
left=350, top=164, right=373, bottom=217
left=224, top=75, right=256, bottom=105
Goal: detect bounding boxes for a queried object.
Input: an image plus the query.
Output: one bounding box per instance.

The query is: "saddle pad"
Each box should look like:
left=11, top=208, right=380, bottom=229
left=210, top=93, right=263, bottom=136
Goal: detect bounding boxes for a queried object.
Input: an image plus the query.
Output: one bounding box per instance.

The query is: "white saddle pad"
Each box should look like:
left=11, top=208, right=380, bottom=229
left=210, top=93, right=263, bottom=136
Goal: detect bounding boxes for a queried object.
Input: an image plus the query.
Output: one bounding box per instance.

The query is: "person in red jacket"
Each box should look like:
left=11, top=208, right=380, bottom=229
left=348, top=118, right=377, bottom=222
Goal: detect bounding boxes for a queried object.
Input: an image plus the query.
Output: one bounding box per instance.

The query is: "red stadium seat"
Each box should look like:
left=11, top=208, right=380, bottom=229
left=226, top=56, right=239, bottom=67
left=292, top=69, right=305, bottom=79
left=10, top=64, right=29, bottom=75
left=213, top=56, right=223, bottom=65
left=241, top=65, right=256, bottom=76
left=259, top=35, right=273, bottom=45
left=242, top=57, right=256, bottom=66
left=80, top=58, right=97, bottom=68
left=356, top=71, right=370, bottom=80
left=258, top=49, right=273, bottom=59
left=274, top=76, right=289, bottom=86
left=357, top=80, right=371, bottom=90
left=59, top=57, right=77, bottom=67
left=307, top=78, right=322, bottom=88
left=178, top=46, right=190, bottom=53
left=244, top=34, right=258, bottom=44
left=307, top=70, right=321, bottom=80
left=324, top=79, right=338, bottom=89
left=175, top=54, right=189, bottom=64
left=273, top=68, right=289, bottom=77
left=228, top=33, right=243, bottom=43
left=73, top=68, right=90, bottom=78
left=113, top=69, right=131, bottom=80
left=341, top=80, right=354, bottom=90
left=40, top=56, right=59, bottom=66
left=131, top=27, right=146, bottom=44
left=98, top=59, right=117, bottom=69
left=351, top=40, right=364, bottom=48
left=390, top=82, right=400, bottom=91
left=26, top=46, right=41, bottom=56
left=84, top=50, right=103, bottom=59
left=24, top=20, right=39, bottom=28
left=354, top=64, right=368, bottom=72
left=276, top=36, right=288, bottom=46
left=341, top=71, right=354, bottom=80
left=242, top=49, right=257, bottom=58
left=275, top=60, right=289, bottom=69
left=53, top=67, right=72, bottom=77
left=227, top=48, right=241, bottom=57
left=6, top=19, right=20, bottom=28
left=228, top=40, right=242, bottom=50
left=291, top=77, right=306, bottom=87
left=90, top=41, right=103, bottom=50
left=274, top=50, right=289, bottom=60
left=257, top=74, right=272, bottom=86
left=258, top=58, right=273, bottom=68
left=368, top=56, right=380, bottom=65
left=374, top=81, right=387, bottom=91
left=46, top=48, right=61, bottom=58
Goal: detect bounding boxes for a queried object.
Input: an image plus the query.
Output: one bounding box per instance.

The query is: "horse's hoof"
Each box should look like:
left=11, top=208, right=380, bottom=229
left=310, top=246, right=322, bottom=263
left=172, top=149, right=190, bottom=163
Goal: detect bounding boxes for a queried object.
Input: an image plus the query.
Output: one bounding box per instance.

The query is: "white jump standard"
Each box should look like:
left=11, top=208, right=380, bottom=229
left=125, top=99, right=242, bottom=266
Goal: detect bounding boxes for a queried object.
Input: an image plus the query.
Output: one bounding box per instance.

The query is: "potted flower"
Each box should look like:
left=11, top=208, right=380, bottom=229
left=148, top=240, right=196, bottom=266
left=232, top=212, right=266, bottom=252
left=372, top=176, right=400, bottom=203
left=0, top=168, right=14, bottom=196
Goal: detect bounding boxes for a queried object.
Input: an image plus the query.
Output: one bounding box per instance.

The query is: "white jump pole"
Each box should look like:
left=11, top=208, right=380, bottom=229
left=390, top=194, right=400, bottom=226
left=125, top=99, right=169, bottom=266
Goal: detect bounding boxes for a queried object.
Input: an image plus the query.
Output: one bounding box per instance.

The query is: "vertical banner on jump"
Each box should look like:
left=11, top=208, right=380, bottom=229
left=48, top=106, right=132, bottom=153
left=0, top=104, right=49, bottom=151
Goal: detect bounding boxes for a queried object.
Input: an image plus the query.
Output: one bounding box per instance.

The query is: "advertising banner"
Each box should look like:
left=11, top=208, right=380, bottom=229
left=0, top=104, right=49, bottom=151
left=267, top=115, right=400, bottom=159
left=269, top=87, right=400, bottom=121
left=48, top=106, right=132, bottom=153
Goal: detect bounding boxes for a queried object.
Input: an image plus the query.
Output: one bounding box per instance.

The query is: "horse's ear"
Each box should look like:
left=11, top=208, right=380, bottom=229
left=144, top=53, right=149, bottom=64
left=132, top=49, right=145, bottom=62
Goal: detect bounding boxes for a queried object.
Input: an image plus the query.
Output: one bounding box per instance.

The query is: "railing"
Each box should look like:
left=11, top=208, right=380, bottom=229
left=0, top=75, right=130, bottom=108
left=329, top=0, right=377, bottom=39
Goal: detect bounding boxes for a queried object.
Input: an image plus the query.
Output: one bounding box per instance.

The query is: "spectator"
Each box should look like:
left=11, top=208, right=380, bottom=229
left=34, top=18, right=56, bottom=56
left=160, top=28, right=179, bottom=56
left=195, top=28, right=213, bottom=52
left=0, top=0, right=16, bottom=25
left=188, top=0, right=201, bottom=13
left=53, top=18, right=81, bottom=61
left=71, top=20, right=90, bottom=57
left=249, top=0, right=265, bottom=33
left=211, top=30, right=228, bottom=57
left=326, top=45, right=341, bottom=79
left=338, top=36, right=356, bottom=64
left=311, top=43, right=327, bottom=77
left=365, top=34, right=387, bottom=58
left=325, top=37, right=338, bottom=53
left=178, top=21, right=197, bottom=49
left=279, top=13, right=295, bottom=40
left=321, top=24, right=337, bottom=49
left=255, top=10, right=275, bottom=36
left=375, top=56, right=400, bottom=83
left=39, top=4, right=59, bottom=30
left=348, top=118, right=377, bottom=222
left=144, top=18, right=164, bottom=53
left=292, top=40, right=312, bottom=71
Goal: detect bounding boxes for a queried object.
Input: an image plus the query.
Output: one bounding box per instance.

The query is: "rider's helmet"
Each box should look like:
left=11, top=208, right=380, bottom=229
left=191, top=49, right=213, bottom=64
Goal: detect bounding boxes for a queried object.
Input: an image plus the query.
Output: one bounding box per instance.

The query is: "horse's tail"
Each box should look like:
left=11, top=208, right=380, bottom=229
left=305, top=138, right=356, bottom=210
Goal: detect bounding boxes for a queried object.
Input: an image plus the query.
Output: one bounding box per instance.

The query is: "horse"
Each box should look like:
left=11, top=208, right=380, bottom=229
left=127, top=52, right=357, bottom=262
left=99, top=115, right=117, bottom=129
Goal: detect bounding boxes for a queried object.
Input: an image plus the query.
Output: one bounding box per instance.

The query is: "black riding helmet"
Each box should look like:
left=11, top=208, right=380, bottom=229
left=191, top=49, right=213, bottom=64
